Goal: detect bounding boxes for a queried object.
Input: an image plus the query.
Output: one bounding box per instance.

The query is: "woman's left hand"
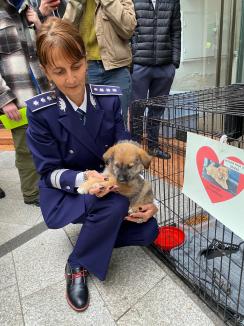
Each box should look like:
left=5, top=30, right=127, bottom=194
left=124, top=203, right=158, bottom=224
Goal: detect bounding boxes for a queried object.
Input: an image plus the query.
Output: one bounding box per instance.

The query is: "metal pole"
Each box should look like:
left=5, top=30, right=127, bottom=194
left=216, top=0, right=225, bottom=87
left=226, top=0, right=237, bottom=85
left=236, top=0, right=244, bottom=83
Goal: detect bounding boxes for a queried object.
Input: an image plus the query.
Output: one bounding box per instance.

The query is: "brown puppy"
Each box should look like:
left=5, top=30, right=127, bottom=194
left=206, top=162, right=229, bottom=190
left=77, top=141, right=154, bottom=213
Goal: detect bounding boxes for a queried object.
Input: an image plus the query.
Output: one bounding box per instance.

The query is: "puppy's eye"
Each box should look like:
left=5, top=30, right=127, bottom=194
left=115, top=162, right=120, bottom=168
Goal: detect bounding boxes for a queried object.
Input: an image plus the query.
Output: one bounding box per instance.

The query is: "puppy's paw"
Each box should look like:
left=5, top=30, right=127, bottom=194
left=77, top=185, right=89, bottom=195
left=128, top=206, right=141, bottom=214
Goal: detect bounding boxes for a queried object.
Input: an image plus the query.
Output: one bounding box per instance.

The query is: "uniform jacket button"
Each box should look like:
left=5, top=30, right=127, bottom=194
left=99, top=164, right=104, bottom=169
left=66, top=186, right=71, bottom=190
left=69, top=149, right=74, bottom=154
left=105, top=144, right=109, bottom=148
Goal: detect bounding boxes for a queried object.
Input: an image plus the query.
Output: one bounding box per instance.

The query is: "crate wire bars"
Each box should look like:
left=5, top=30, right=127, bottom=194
left=130, top=84, right=244, bottom=325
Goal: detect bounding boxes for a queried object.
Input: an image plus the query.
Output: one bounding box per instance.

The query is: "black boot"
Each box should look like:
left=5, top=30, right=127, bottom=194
left=0, top=187, right=5, bottom=199
left=65, top=263, right=89, bottom=312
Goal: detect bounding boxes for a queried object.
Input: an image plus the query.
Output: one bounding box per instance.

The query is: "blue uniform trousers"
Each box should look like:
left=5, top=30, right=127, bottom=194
left=68, top=193, right=159, bottom=281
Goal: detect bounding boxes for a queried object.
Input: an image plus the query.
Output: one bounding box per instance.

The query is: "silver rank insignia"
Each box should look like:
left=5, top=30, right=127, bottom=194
left=90, top=94, right=96, bottom=108
left=58, top=98, right=66, bottom=112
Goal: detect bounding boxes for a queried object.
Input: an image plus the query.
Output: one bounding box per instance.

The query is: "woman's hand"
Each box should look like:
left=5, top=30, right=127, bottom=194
left=85, top=170, right=118, bottom=197
left=85, top=170, right=105, bottom=180
left=124, top=203, right=158, bottom=224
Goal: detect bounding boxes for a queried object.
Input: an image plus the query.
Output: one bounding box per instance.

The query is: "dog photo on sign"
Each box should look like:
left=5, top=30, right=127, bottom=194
left=202, top=158, right=240, bottom=195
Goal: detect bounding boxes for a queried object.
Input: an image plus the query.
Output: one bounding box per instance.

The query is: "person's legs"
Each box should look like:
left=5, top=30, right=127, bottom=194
left=87, top=60, right=104, bottom=85
left=66, top=192, right=129, bottom=311
left=103, top=66, right=132, bottom=129
left=68, top=192, right=130, bottom=280
left=11, top=126, right=39, bottom=204
left=114, top=217, right=159, bottom=248
left=147, top=64, right=175, bottom=158
left=87, top=61, right=131, bottom=128
left=130, top=64, right=151, bottom=143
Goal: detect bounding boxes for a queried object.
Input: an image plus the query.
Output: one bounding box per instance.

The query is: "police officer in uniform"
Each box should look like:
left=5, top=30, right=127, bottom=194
left=26, top=17, right=159, bottom=312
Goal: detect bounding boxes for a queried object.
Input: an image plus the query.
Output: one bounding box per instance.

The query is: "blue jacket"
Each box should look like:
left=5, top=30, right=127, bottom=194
left=26, top=84, right=130, bottom=228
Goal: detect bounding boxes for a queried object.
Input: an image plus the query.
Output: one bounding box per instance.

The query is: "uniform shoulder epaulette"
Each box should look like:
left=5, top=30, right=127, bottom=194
left=90, top=84, right=122, bottom=96
left=25, top=91, right=57, bottom=113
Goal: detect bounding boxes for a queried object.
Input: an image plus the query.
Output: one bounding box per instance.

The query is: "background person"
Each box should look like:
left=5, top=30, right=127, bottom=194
left=0, top=0, right=51, bottom=206
left=26, top=17, right=158, bottom=312
left=63, top=0, right=136, bottom=128
left=130, top=0, right=181, bottom=159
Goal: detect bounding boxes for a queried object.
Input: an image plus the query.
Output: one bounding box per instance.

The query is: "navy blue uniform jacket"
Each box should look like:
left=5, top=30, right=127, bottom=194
left=26, top=85, right=129, bottom=229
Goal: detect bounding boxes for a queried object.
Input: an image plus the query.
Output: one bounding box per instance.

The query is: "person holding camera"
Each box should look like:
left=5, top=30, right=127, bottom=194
left=63, top=0, right=136, bottom=129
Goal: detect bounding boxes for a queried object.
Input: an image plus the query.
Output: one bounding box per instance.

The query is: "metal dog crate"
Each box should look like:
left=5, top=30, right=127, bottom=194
left=130, top=84, right=244, bottom=325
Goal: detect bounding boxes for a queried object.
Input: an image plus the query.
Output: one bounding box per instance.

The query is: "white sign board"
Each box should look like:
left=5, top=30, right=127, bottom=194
left=182, top=132, right=244, bottom=239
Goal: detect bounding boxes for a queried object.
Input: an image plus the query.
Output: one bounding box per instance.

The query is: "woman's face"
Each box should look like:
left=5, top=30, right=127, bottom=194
left=44, top=49, right=87, bottom=107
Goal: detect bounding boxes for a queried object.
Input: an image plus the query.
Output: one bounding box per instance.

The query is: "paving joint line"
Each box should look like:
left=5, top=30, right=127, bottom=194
left=0, top=222, right=47, bottom=258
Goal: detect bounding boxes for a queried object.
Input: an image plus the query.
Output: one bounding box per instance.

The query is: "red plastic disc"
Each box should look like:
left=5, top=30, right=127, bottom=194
left=154, top=226, right=185, bottom=251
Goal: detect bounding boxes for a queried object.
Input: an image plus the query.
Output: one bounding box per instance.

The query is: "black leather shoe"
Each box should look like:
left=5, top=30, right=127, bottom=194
left=149, top=148, right=171, bottom=160
left=65, top=263, right=89, bottom=312
left=0, top=187, right=5, bottom=199
left=24, top=199, right=40, bottom=207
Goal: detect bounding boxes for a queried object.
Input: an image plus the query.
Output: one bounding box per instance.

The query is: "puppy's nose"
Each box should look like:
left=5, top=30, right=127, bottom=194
left=118, top=175, right=126, bottom=182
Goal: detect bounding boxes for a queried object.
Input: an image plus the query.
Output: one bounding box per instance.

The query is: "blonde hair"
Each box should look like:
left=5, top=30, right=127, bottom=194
left=36, top=17, right=86, bottom=67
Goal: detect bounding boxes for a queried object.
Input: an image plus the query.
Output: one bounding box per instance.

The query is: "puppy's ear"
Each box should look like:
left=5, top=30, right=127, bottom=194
left=103, top=146, right=115, bottom=164
left=138, top=148, right=152, bottom=169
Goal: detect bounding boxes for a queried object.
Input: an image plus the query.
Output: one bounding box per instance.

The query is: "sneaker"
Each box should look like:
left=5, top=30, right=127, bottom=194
left=0, top=187, right=5, bottom=199
left=149, top=148, right=171, bottom=160
left=24, top=199, right=40, bottom=207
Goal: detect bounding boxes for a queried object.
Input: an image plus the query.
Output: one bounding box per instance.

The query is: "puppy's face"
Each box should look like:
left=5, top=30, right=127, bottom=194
left=217, top=166, right=228, bottom=181
left=103, top=142, right=152, bottom=183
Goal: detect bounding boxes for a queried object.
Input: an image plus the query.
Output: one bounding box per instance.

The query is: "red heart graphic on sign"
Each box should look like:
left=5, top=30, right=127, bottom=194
left=196, top=146, right=244, bottom=203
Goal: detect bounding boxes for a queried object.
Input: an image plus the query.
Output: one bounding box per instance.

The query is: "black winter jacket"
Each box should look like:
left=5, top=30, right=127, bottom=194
left=131, top=0, right=181, bottom=68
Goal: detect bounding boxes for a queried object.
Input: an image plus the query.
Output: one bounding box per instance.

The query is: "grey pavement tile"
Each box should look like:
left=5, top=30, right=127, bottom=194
left=0, top=253, right=16, bottom=291
left=117, top=276, right=216, bottom=326
left=0, top=198, right=41, bottom=226
left=0, top=184, right=22, bottom=201
left=0, top=166, right=22, bottom=200
left=0, top=176, right=22, bottom=200
left=64, top=223, right=82, bottom=246
left=35, top=214, right=44, bottom=224
left=144, top=247, right=225, bottom=325
left=0, top=284, right=24, bottom=326
left=0, top=166, right=20, bottom=184
left=0, top=221, right=31, bottom=246
left=22, top=279, right=116, bottom=326
left=92, top=246, right=166, bottom=320
left=0, top=151, right=15, bottom=169
left=13, top=229, right=73, bottom=298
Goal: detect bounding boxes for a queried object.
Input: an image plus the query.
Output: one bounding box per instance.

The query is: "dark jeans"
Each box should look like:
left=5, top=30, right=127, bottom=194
left=131, top=64, right=175, bottom=149
left=87, top=60, right=132, bottom=129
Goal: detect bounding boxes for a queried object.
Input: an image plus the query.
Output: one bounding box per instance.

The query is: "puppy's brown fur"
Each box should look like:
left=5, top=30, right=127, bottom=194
left=77, top=141, right=154, bottom=213
left=206, top=162, right=229, bottom=190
